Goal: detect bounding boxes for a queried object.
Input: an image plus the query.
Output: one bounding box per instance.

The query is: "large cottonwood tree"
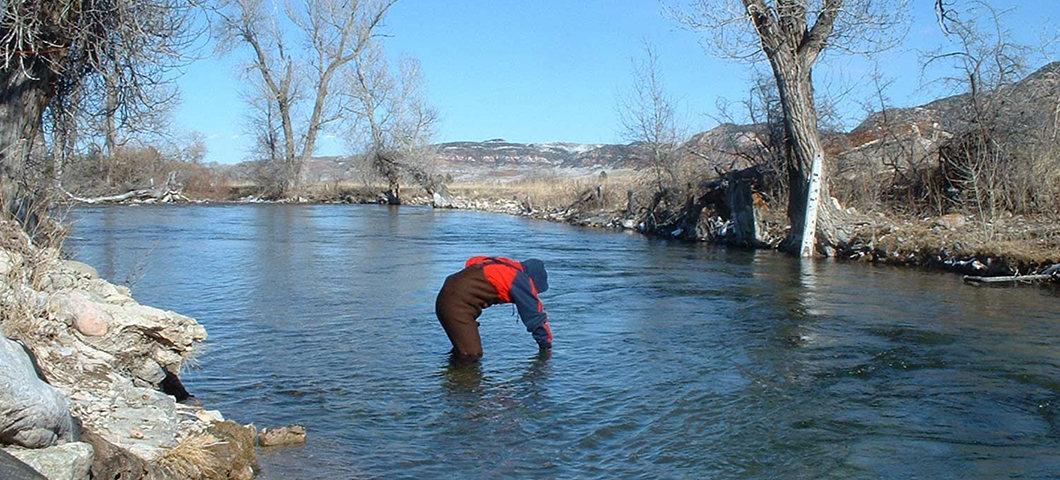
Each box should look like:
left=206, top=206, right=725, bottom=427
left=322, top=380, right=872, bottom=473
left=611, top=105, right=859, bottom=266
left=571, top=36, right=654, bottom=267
left=0, top=0, right=196, bottom=217
left=345, top=42, right=441, bottom=205
left=675, top=0, right=907, bottom=256
left=214, top=0, right=397, bottom=197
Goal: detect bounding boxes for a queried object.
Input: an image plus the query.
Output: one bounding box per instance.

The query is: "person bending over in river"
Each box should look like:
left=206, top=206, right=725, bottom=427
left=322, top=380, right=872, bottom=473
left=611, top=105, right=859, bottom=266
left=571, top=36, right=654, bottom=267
left=436, top=256, right=552, bottom=360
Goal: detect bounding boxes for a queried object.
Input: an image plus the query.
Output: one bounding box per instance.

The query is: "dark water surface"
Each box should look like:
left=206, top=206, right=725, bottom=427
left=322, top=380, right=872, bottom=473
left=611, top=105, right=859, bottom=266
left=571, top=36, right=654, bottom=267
left=67, top=204, right=1060, bottom=480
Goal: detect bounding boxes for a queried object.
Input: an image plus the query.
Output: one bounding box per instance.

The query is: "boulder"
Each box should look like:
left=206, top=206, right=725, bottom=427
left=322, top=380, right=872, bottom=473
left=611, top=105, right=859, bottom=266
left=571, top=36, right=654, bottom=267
left=40, top=273, right=77, bottom=291
left=131, top=358, right=166, bottom=385
left=94, top=385, right=180, bottom=461
left=934, top=213, right=968, bottom=230
left=59, top=261, right=98, bottom=280
left=0, top=327, right=76, bottom=448
left=195, top=410, right=224, bottom=424
left=81, top=429, right=147, bottom=480
left=0, top=250, right=19, bottom=277
left=0, top=448, right=47, bottom=480
left=4, top=442, right=94, bottom=480
left=205, top=421, right=258, bottom=477
left=46, top=290, right=111, bottom=337
left=46, top=289, right=206, bottom=380
left=84, top=279, right=135, bottom=306
left=432, top=191, right=454, bottom=208
left=258, top=425, right=306, bottom=447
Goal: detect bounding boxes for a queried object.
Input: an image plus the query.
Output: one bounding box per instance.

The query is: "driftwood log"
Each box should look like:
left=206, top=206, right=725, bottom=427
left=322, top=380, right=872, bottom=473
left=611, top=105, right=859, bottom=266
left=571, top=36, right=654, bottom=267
left=66, top=172, right=188, bottom=205
left=963, top=266, right=1060, bottom=285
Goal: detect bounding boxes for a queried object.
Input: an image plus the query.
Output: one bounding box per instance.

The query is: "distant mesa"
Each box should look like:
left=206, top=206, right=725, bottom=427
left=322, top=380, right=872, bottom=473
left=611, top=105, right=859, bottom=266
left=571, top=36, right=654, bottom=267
left=217, top=61, right=1059, bottom=185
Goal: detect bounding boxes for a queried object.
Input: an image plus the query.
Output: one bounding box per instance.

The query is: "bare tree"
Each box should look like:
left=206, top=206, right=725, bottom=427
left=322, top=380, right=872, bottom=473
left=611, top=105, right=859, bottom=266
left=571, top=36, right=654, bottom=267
left=927, top=1, right=1058, bottom=235
left=617, top=42, right=687, bottom=196
left=93, top=72, right=182, bottom=185
left=214, top=0, right=397, bottom=198
left=672, top=0, right=908, bottom=256
left=345, top=43, right=443, bottom=205
left=181, top=131, right=209, bottom=165
left=0, top=0, right=198, bottom=220
left=240, top=79, right=286, bottom=190
left=713, top=68, right=789, bottom=198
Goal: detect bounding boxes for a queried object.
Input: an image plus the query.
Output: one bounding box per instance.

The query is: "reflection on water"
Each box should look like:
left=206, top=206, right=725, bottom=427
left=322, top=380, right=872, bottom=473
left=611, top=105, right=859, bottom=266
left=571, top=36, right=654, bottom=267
left=67, top=204, right=1060, bottom=480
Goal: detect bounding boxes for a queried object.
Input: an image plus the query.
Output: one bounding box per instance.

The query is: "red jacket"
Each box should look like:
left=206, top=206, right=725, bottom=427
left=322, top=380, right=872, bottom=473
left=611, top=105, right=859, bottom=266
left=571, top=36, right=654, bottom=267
left=464, top=256, right=552, bottom=348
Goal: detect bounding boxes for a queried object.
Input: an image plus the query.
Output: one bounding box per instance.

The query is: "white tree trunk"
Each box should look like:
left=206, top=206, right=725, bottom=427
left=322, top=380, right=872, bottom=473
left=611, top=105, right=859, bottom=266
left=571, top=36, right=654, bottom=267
left=799, top=150, right=824, bottom=257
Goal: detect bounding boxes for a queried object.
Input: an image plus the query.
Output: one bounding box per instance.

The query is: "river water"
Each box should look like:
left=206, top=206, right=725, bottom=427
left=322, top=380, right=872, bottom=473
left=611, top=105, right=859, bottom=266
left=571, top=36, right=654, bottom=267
left=66, top=204, right=1060, bottom=480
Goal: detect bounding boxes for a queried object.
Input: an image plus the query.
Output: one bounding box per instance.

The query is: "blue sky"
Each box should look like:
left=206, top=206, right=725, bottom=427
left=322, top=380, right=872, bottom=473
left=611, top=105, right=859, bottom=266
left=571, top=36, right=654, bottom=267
left=175, top=0, right=1060, bottom=164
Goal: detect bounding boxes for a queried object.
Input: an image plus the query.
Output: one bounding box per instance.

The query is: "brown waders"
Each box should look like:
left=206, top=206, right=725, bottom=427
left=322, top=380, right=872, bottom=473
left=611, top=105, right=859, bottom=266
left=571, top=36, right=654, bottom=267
left=435, top=264, right=500, bottom=359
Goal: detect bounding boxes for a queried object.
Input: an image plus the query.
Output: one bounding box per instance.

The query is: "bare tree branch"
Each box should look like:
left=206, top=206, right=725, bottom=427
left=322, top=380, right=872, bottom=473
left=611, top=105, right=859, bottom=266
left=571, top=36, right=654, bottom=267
left=214, top=0, right=397, bottom=197
left=1, top=0, right=201, bottom=219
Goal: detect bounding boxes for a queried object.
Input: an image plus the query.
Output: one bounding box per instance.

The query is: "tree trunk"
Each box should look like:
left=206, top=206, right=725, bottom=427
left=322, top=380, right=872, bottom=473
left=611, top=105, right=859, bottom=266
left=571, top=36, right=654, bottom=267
left=374, top=153, right=401, bottom=205
left=0, top=66, right=54, bottom=222
left=103, top=73, right=118, bottom=185
left=385, top=171, right=401, bottom=205
left=768, top=55, right=847, bottom=256
left=725, top=170, right=768, bottom=247
left=278, top=96, right=298, bottom=198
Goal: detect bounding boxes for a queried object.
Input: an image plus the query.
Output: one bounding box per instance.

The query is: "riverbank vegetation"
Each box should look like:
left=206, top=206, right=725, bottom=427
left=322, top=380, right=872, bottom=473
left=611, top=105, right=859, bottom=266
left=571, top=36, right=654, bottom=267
left=0, top=0, right=1057, bottom=265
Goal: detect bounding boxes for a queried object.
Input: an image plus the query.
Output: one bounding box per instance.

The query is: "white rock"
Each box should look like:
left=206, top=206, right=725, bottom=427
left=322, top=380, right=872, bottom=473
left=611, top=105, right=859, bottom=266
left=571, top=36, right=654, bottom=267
left=934, top=213, right=968, bottom=230
left=41, top=273, right=78, bottom=291
left=59, top=260, right=98, bottom=280
left=131, top=358, right=165, bottom=385
left=0, top=250, right=17, bottom=276
left=5, top=442, right=94, bottom=480
left=195, top=410, right=225, bottom=423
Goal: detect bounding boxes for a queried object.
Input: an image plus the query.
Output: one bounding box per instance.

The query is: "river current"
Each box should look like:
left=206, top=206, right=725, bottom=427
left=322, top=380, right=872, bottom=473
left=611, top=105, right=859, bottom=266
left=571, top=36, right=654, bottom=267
left=67, top=204, right=1060, bottom=480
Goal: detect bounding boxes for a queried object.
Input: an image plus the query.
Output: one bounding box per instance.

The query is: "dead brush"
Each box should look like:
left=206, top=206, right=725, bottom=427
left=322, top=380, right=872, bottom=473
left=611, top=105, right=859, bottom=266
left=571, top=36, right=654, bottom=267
left=0, top=219, right=43, bottom=342
left=449, top=171, right=642, bottom=212
left=151, top=434, right=222, bottom=479
left=0, top=191, right=71, bottom=342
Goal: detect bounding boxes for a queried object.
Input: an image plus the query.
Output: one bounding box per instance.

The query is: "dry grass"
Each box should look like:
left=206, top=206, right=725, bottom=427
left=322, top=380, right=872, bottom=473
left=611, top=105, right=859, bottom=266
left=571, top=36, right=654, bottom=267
left=151, top=434, right=221, bottom=479
left=854, top=211, right=1060, bottom=269
left=0, top=201, right=67, bottom=342
left=285, top=171, right=650, bottom=212
left=296, top=180, right=382, bottom=200
left=448, top=171, right=644, bottom=211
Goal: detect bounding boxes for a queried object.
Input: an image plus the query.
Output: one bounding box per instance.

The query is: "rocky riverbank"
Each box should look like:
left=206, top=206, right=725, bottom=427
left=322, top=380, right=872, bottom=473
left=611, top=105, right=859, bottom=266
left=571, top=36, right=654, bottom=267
left=0, top=220, right=258, bottom=480
left=395, top=190, right=1059, bottom=283
left=71, top=184, right=1059, bottom=283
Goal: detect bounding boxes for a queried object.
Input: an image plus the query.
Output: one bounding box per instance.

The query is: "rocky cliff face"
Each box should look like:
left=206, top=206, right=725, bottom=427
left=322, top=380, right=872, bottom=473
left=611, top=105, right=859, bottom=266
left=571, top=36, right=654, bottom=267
left=836, top=61, right=1060, bottom=182
left=393, top=140, right=649, bottom=181
left=0, top=222, right=257, bottom=480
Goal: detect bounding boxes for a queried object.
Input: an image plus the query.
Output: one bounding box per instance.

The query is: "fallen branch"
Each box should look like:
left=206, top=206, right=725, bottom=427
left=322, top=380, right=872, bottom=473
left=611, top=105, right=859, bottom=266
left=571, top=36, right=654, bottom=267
left=63, top=172, right=188, bottom=205
left=68, top=189, right=153, bottom=204
left=963, top=273, right=1058, bottom=284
